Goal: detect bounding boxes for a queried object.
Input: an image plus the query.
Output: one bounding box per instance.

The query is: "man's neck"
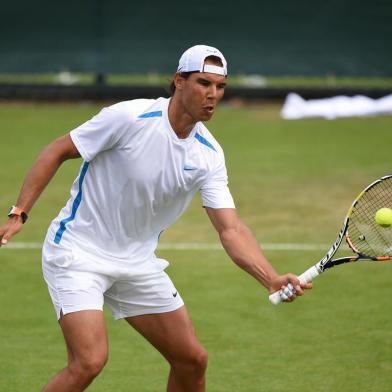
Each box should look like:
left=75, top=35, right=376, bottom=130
left=168, top=98, right=196, bottom=139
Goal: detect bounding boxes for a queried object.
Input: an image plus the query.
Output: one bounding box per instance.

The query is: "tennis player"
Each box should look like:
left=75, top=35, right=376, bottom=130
left=0, top=45, right=311, bottom=392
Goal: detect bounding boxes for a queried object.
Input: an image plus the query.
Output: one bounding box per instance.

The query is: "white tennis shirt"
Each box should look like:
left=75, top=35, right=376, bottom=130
left=46, top=97, right=235, bottom=268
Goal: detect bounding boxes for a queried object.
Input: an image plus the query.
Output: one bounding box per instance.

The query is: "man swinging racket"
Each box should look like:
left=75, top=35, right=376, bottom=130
left=0, top=45, right=311, bottom=392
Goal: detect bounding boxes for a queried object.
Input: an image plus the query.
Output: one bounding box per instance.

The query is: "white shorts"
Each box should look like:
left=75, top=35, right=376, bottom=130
left=42, top=242, right=184, bottom=320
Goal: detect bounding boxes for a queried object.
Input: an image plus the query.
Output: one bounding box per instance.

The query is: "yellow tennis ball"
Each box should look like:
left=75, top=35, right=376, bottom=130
left=375, top=208, right=392, bottom=228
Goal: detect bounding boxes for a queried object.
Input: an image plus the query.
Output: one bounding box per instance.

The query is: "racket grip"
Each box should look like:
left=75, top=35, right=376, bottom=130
left=268, top=266, right=320, bottom=305
left=298, top=266, right=320, bottom=285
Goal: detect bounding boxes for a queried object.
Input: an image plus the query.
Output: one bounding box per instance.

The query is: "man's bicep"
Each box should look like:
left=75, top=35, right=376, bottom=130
left=49, top=134, right=81, bottom=161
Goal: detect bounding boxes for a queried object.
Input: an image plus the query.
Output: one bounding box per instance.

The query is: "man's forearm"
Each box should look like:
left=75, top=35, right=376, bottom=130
left=219, top=223, right=279, bottom=289
left=0, top=135, right=80, bottom=246
left=16, top=154, right=60, bottom=213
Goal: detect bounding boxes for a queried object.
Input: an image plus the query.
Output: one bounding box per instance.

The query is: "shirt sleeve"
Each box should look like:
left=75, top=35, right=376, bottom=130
left=70, top=104, right=130, bottom=162
left=200, top=158, right=235, bottom=209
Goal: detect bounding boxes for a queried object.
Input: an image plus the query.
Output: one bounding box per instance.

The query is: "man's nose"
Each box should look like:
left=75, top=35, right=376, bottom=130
left=207, top=85, right=217, bottom=99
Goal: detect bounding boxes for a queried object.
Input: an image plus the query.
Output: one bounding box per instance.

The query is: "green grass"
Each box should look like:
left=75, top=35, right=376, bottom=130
left=1, top=102, right=392, bottom=391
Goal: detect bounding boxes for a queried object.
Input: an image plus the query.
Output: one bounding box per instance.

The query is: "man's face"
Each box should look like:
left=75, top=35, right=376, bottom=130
left=175, top=67, right=227, bottom=122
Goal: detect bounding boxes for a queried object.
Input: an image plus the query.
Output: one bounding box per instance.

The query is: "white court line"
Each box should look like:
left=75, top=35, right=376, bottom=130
left=2, top=242, right=331, bottom=251
left=3, top=242, right=43, bottom=249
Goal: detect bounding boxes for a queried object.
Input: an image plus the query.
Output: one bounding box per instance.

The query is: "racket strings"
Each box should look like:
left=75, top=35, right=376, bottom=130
left=348, top=177, right=392, bottom=258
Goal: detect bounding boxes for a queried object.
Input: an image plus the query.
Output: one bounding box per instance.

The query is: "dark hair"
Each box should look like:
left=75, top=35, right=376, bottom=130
left=169, top=72, right=194, bottom=95
left=169, top=55, right=224, bottom=96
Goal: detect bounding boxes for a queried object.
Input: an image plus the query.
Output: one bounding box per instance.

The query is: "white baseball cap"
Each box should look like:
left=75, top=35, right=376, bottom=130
left=177, top=45, right=227, bottom=76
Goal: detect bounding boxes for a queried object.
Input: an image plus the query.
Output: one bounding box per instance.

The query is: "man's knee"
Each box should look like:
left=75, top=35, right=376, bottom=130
left=193, top=346, right=208, bottom=373
left=70, top=352, right=108, bottom=381
left=172, top=345, right=208, bottom=375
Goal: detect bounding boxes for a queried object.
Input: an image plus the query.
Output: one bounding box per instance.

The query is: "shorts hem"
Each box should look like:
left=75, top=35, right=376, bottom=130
left=112, top=298, right=184, bottom=320
left=57, top=305, right=103, bottom=321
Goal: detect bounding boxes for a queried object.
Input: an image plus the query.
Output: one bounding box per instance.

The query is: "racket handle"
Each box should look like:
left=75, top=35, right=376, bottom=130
left=298, top=266, right=320, bottom=285
left=269, top=266, right=320, bottom=305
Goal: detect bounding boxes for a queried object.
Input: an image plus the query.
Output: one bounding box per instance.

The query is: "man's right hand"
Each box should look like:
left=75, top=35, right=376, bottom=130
left=0, top=216, right=24, bottom=246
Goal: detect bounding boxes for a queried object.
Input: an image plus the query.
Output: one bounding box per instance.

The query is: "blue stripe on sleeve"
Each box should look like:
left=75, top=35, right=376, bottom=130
left=54, top=161, right=90, bottom=244
left=138, top=111, right=162, bottom=118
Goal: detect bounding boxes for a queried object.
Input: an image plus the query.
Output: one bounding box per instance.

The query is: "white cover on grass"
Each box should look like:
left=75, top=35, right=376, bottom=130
left=281, top=92, right=392, bottom=120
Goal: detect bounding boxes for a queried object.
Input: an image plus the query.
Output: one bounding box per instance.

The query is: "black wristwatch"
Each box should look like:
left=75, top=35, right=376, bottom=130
left=8, top=205, right=28, bottom=224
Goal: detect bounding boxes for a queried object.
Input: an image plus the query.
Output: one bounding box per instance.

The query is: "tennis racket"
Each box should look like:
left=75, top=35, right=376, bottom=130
left=269, top=174, right=392, bottom=305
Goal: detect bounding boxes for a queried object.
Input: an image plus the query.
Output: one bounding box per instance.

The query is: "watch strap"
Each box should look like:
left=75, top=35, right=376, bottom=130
left=8, top=205, right=28, bottom=224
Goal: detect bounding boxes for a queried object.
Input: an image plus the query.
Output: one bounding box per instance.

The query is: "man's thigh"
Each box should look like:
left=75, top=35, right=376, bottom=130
left=125, top=306, right=203, bottom=362
left=60, top=310, right=108, bottom=362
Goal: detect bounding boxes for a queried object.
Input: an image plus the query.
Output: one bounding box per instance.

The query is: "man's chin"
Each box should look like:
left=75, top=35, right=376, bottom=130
left=199, top=112, right=214, bottom=122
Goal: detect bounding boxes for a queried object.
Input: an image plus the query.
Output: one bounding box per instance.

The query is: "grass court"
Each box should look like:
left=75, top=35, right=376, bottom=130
left=1, top=101, right=391, bottom=391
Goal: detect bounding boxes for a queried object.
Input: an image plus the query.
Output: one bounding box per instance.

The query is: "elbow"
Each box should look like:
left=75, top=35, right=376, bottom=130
left=219, top=228, right=237, bottom=245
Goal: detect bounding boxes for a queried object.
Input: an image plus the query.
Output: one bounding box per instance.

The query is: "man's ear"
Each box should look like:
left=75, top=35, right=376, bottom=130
left=174, top=73, right=185, bottom=91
